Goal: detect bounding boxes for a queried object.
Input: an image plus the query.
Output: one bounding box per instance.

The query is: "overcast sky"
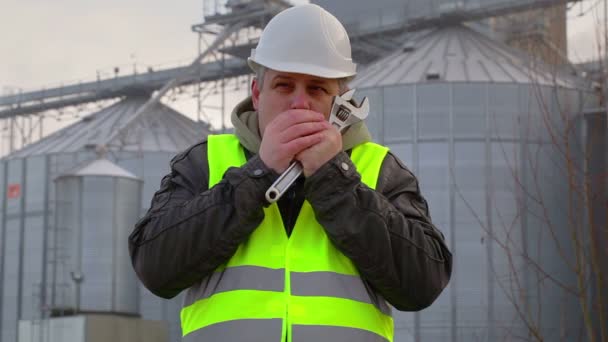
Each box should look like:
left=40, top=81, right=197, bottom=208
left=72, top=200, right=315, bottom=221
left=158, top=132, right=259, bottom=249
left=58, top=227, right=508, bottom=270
left=0, top=0, right=203, bottom=91
left=0, top=0, right=604, bottom=125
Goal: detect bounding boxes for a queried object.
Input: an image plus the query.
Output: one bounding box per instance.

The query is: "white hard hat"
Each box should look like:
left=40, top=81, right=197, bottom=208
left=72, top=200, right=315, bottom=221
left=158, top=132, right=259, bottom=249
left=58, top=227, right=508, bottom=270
left=248, top=4, right=356, bottom=79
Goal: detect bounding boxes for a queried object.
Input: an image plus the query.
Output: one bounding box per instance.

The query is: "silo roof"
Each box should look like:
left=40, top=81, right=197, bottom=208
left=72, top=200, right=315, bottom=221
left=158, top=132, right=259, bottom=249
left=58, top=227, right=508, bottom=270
left=351, top=24, right=582, bottom=88
left=58, top=158, right=139, bottom=180
left=8, top=96, right=212, bottom=158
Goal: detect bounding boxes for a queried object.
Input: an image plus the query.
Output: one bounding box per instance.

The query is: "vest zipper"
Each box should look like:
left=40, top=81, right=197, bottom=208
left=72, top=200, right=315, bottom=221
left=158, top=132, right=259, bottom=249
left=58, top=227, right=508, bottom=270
left=284, top=236, right=293, bottom=342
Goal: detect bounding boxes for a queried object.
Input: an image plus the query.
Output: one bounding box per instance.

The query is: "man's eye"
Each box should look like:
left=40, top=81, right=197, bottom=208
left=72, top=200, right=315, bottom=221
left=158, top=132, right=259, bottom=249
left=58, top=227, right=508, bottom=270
left=310, top=86, right=328, bottom=93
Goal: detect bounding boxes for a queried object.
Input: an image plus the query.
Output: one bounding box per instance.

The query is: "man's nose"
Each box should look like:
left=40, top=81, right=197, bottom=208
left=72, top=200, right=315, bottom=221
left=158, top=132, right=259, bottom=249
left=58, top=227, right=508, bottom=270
left=290, top=89, right=311, bottom=110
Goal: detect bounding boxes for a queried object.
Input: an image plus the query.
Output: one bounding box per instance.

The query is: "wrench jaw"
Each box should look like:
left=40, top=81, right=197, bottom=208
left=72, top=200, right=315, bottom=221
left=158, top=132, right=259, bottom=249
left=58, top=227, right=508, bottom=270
left=339, top=89, right=356, bottom=101
left=329, top=90, right=370, bottom=132
left=354, top=96, right=370, bottom=120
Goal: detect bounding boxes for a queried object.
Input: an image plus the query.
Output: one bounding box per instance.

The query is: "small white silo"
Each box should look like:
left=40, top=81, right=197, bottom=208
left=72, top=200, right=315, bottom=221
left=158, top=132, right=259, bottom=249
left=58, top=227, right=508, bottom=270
left=52, top=158, right=142, bottom=316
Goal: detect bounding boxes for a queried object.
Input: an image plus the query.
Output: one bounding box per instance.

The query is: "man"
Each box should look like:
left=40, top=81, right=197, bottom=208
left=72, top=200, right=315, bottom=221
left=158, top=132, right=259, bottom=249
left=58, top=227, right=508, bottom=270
left=129, top=4, right=451, bottom=342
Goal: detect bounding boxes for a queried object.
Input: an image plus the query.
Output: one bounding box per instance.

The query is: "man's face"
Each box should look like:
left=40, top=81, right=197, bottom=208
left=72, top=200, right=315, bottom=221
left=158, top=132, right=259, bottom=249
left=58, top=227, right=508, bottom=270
left=251, top=69, right=340, bottom=136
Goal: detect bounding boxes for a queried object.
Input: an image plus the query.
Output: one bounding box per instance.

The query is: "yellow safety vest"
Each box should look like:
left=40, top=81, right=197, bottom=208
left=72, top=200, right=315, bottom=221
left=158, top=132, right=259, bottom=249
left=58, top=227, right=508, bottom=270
left=181, top=134, right=393, bottom=342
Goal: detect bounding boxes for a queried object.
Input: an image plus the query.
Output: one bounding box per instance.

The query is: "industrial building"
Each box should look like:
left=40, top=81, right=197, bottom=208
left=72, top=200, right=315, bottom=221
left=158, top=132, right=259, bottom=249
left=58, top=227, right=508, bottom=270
left=0, top=0, right=605, bottom=341
left=350, top=22, right=591, bottom=341
left=1, top=97, right=210, bottom=341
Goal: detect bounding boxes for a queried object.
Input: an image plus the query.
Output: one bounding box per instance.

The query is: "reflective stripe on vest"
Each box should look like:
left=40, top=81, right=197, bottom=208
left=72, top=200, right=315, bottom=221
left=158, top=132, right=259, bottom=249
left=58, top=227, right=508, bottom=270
left=181, top=134, right=393, bottom=342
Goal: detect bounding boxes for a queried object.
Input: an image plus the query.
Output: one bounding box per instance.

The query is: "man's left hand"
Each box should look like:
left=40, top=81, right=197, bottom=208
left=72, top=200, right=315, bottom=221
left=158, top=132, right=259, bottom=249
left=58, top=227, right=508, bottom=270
left=295, top=125, right=342, bottom=177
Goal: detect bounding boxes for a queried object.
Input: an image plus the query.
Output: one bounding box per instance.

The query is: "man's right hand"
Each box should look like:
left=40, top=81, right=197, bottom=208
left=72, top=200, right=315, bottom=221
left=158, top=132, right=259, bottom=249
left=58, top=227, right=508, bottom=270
left=259, top=110, right=331, bottom=173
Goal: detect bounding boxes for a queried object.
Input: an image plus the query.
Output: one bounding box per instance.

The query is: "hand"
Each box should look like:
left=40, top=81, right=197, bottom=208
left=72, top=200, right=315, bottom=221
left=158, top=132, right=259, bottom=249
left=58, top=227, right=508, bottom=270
left=259, top=110, right=330, bottom=173
left=295, top=124, right=342, bottom=177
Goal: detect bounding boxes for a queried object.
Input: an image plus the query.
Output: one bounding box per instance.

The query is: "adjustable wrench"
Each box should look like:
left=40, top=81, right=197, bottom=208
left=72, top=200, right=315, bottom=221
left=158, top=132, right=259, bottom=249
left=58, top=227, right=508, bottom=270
left=265, top=89, right=370, bottom=203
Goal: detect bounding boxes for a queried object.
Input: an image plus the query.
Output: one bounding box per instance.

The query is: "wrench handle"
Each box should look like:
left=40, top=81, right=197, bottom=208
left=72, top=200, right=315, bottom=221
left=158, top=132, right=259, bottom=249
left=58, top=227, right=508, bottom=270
left=265, top=161, right=303, bottom=203
left=265, top=118, right=353, bottom=204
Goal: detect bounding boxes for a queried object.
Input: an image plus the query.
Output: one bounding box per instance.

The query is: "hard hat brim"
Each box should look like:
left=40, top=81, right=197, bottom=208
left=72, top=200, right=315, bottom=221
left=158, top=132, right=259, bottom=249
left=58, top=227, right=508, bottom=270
left=248, top=58, right=356, bottom=80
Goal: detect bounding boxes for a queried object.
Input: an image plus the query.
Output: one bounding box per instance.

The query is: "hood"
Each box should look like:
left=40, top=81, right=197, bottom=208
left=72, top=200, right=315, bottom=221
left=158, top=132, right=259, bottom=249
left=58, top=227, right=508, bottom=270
left=231, top=96, right=372, bottom=154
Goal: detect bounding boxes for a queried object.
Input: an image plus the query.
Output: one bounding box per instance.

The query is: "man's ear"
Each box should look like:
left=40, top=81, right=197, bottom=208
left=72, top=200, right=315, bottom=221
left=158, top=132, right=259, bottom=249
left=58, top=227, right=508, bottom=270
left=251, top=79, right=260, bottom=110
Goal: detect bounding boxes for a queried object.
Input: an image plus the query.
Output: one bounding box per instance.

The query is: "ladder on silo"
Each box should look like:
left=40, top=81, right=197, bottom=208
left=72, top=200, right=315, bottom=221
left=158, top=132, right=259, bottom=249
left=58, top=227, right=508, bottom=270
left=45, top=155, right=76, bottom=318
left=30, top=282, right=51, bottom=342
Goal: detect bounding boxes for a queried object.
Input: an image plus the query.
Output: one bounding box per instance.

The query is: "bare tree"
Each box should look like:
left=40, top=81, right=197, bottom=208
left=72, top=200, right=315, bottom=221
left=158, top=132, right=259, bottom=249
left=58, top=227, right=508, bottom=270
left=453, top=9, right=607, bottom=341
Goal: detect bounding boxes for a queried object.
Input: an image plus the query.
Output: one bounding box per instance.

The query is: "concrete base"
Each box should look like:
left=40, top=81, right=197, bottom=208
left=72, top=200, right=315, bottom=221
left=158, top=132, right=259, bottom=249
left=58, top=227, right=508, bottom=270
left=19, top=314, right=168, bottom=342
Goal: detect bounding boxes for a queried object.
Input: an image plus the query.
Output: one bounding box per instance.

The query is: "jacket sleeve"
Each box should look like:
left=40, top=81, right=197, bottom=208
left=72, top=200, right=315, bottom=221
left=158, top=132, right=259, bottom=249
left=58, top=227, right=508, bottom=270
left=128, top=141, right=277, bottom=299
left=304, top=151, right=452, bottom=311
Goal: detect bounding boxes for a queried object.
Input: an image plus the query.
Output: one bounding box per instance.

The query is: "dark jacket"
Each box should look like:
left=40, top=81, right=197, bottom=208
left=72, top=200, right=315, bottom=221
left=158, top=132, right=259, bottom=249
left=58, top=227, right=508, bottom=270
left=128, top=98, right=452, bottom=311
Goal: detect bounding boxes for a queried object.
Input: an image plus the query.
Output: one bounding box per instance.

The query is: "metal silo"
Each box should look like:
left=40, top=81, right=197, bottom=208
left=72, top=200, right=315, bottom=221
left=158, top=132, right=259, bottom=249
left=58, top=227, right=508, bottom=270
left=53, top=158, right=142, bottom=315
left=0, top=95, right=210, bottom=342
left=350, top=24, right=590, bottom=341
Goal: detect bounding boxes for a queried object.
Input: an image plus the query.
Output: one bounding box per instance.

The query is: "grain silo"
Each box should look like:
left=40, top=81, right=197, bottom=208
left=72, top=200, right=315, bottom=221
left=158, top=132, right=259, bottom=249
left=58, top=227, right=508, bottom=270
left=350, top=24, right=590, bottom=341
left=53, top=158, right=142, bottom=315
left=0, top=96, right=210, bottom=342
